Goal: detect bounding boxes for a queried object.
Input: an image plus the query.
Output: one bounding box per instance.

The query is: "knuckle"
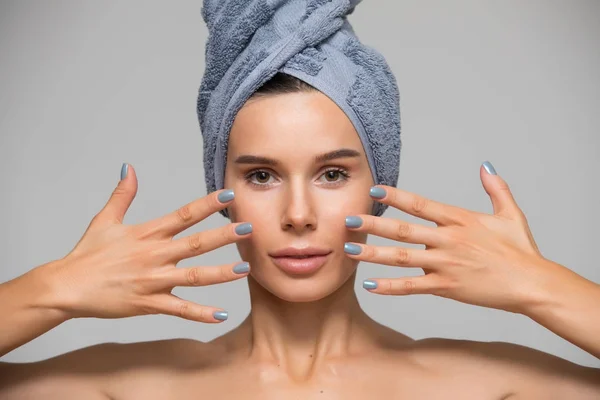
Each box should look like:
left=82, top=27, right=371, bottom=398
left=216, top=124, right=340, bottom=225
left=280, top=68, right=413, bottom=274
left=403, top=279, right=417, bottom=294
left=178, top=301, right=190, bottom=319
left=395, top=223, right=413, bottom=240
left=497, top=181, right=511, bottom=193
left=112, top=185, right=128, bottom=197
left=411, top=195, right=429, bottom=214
left=364, top=216, right=375, bottom=231
left=450, top=208, right=474, bottom=226
left=197, top=307, right=206, bottom=321
left=364, top=245, right=375, bottom=259
left=211, top=192, right=224, bottom=209
left=386, top=280, right=393, bottom=295
left=136, top=297, right=156, bottom=315
left=188, top=234, right=203, bottom=252
left=176, top=204, right=193, bottom=224
left=224, top=226, right=234, bottom=241
left=394, top=247, right=411, bottom=265
left=220, top=266, right=229, bottom=281
left=433, top=278, right=454, bottom=297
left=186, top=267, right=205, bottom=286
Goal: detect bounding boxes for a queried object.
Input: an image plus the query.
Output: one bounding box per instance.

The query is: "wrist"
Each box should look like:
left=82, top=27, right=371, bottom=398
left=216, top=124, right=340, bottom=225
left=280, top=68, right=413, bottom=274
left=521, top=258, right=599, bottom=319
left=24, top=260, right=75, bottom=322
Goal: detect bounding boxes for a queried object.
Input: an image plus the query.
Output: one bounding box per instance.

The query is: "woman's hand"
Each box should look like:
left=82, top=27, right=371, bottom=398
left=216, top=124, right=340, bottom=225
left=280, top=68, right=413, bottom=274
left=343, top=161, right=580, bottom=315
left=38, top=163, right=252, bottom=323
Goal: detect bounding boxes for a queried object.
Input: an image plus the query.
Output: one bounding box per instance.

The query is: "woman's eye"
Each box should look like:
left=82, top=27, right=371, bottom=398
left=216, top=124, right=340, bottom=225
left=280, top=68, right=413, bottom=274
left=319, top=168, right=350, bottom=184
left=254, top=171, right=271, bottom=184
left=245, top=168, right=350, bottom=187
left=323, top=170, right=342, bottom=182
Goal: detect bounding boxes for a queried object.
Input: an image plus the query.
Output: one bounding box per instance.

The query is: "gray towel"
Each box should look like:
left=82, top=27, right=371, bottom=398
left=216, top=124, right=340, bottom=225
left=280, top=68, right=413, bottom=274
left=197, top=0, right=401, bottom=218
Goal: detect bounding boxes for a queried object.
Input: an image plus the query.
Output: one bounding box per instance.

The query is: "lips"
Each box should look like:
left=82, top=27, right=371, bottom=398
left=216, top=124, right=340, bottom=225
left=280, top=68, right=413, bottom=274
left=270, top=254, right=330, bottom=275
left=269, top=247, right=332, bottom=258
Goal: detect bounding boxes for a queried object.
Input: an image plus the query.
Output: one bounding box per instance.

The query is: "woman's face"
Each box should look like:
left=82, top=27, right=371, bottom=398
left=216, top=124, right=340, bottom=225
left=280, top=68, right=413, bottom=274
left=223, top=90, right=374, bottom=302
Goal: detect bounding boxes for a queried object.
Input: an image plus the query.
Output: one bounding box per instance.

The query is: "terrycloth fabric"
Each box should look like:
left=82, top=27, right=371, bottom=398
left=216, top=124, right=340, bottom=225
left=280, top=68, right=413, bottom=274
left=197, top=0, right=401, bottom=218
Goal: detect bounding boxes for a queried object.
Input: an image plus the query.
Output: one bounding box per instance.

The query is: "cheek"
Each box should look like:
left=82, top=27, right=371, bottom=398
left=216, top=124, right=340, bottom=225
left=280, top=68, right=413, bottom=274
left=228, top=190, right=278, bottom=223
left=317, top=188, right=373, bottom=218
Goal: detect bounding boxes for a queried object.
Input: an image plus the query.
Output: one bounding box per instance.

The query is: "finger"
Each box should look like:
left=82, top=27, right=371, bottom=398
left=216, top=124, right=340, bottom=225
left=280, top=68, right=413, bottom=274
left=480, top=161, right=523, bottom=220
left=138, top=189, right=235, bottom=239
left=370, top=185, right=471, bottom=227
left=159, top=222, right=252, bottom=262
left=96, top=163, right=139, bottom=225
left=159, top=262, right=250, bottom=288
left=362, top=275, right=443, bottom=296
left=345, top=214, right=446, bottom=247
left=147, top=293, right=229, bottom=323
left=344, top=243, right=444, bottom=269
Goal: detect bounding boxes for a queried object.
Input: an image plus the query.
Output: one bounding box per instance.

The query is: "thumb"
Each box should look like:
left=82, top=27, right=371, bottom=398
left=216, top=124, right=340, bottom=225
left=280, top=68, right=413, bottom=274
left=97, top=163, right=138, bottom=224
left=480, top=161, right=521, bottom=219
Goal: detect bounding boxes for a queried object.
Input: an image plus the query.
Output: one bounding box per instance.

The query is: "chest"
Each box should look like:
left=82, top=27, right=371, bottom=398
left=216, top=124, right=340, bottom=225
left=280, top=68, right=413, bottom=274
left=108, top=367, right=514, bottom=400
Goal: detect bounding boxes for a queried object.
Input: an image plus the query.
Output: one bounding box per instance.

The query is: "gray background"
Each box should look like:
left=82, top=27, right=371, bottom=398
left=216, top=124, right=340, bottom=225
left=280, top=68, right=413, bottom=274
left=1, top=0, right=599, bottom=368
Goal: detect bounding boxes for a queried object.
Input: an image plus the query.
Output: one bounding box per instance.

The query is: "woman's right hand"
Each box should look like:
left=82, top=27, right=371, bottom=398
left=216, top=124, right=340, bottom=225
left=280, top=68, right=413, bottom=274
left=39, top=163, right=251, bottom=323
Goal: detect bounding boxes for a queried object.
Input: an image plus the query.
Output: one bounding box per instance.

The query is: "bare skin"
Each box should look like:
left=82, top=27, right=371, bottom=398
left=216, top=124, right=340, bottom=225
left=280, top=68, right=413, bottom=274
left=1, top=91, right=599, bottom=399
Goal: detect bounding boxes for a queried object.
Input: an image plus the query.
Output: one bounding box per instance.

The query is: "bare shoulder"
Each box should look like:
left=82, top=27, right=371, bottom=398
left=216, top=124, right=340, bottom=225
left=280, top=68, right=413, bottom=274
left=0, top=338, right=213, bottom=399
left=408, top=337, right=600, bottom=399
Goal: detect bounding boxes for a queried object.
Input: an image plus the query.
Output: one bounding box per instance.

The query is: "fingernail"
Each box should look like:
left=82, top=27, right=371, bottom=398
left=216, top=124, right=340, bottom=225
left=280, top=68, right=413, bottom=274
left=482, top=161, right=497, bottom=175
left=363, top=280, right=378, bottom=290
left=233, top=262, right=250, bottom=274
left=370, top=186, right=386, bottom=199
left=120, top=163, right=128, bottom=180
left=344, top=242, right=362, bottom=255
left=213, top=311, right=228, bottom=321
left=345, top=216, right=363, bottom=228
left=235, top=223, right=252, bottom=235
left=218, top=189, right=235, bottom=203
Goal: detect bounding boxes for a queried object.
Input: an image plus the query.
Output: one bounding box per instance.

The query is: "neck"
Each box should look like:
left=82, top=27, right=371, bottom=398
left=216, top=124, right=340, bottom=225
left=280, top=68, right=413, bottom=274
left=226, top=270, right=388, bottom=380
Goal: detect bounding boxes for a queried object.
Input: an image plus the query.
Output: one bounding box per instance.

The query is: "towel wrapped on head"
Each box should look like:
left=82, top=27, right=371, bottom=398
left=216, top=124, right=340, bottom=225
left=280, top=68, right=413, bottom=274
left=197, top=0, right=401, bottom=218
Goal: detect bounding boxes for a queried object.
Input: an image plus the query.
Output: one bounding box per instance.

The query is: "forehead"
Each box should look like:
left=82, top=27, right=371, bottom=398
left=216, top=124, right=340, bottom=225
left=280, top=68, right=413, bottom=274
left=228, top=91, right=363, bottom=156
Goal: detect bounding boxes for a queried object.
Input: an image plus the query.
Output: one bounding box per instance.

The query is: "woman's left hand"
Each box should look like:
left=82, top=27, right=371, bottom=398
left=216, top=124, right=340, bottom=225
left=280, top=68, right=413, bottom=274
left=344, top=161, right=571, bottom=315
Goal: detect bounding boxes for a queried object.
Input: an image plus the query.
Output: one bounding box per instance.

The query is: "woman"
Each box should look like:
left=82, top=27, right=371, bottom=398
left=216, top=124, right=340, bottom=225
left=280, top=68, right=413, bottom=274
left=2, top=2, right=600, bottom=400
left=1, top=70, right=599, bottom=399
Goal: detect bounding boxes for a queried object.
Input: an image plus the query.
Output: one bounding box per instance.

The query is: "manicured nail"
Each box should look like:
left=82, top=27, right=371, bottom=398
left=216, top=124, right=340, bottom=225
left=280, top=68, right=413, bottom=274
left=345, top=216, right=363, bottom=228
left=218, top=189, right=235, bottom=203
left=233, top=262, right=250, bottom=274
left=120, top=163, right=128, bottom=180
left=370, top=186, right=386, bottom=199
left=363, top=280, right=378, bottom=290
left=482, top=161, right=497, bottom=175
left=235, top=223, right=252, bottom=235
left=213, top=311, right=228, bottom=321
left=344, top=242, right=362, bottom=255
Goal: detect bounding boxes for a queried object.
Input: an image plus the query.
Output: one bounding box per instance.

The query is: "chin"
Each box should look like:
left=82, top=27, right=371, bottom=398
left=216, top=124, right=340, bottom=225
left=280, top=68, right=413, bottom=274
left=267, top=280, right=339, bottom=302
left=250, top=257, right=358, bottom=303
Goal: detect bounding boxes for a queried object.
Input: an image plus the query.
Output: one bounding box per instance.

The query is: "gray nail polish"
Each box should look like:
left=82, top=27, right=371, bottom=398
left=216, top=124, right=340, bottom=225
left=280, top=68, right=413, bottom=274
left=213, top=311, right=228, bottom=321
left=363, top=280, right=378, bottom=289
left=482, top=161, right=497, bottom=175
left=218, top=189, right=235, bottom=203
left=235, top=223, right=252, bottom=235
left=345, top=216, right=363, bottom=228
left=370, top=187, right=386, bottom=199
left=120, top=163, right=128, bottom=180
left=233, top=262, right=250, bottom=274
left=344, top=242, right=362, bottom=255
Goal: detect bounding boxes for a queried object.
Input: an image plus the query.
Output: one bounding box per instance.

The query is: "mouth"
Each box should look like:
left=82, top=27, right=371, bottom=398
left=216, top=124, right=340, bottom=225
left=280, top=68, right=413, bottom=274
left=269, top=253, right=331, bottom=275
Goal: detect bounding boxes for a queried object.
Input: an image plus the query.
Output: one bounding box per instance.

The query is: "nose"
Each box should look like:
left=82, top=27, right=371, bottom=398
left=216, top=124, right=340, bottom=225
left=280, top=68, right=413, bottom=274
left=280, top=179, right=317, bottom=233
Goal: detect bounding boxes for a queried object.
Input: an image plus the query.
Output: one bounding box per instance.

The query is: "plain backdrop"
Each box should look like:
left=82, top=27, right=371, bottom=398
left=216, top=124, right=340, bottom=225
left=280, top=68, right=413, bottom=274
left=1, top=0, right=599, bottom=368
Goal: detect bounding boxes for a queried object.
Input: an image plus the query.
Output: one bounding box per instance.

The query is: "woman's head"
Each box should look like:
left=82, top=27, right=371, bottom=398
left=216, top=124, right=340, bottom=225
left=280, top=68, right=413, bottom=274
left=223, top=73, right=374, bottom=302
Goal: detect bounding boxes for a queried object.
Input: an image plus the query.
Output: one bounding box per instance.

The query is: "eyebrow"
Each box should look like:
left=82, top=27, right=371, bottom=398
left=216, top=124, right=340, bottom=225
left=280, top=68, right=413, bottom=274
left=234, top=148, right=362, bottom=166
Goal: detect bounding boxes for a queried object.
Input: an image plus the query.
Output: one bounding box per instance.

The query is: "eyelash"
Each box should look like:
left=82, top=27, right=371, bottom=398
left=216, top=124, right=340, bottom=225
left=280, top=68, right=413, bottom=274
left=244, top=167, right=351, bottom=188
